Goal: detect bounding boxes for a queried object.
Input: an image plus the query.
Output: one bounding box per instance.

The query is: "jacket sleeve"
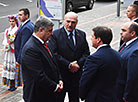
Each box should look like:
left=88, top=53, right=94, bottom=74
left=123, top=50, right=138, bottom=101
left=79, top=55, right=99, bottom=100
left=22, top=47, right=57, bottom=93
left=77, top=32, right=90, bottom=67
left=48, top=34, right=71, bottom=69
left=17, top=27, right=33, bottom=64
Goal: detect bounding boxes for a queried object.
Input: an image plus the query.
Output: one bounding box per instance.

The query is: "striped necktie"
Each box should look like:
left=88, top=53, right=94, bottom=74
left=119, top=43, right=126, bottom=52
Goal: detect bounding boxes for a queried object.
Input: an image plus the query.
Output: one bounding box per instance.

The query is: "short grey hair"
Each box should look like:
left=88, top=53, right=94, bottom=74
left=34, top=16, right=54, bottom=33
left=64, top=12, right=78, bottom=22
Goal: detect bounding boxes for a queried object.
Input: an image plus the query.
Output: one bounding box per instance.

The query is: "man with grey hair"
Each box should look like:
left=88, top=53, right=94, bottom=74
left=21, top=16, right=63, bottom=102
left=48, top=12, right=90, bottom=102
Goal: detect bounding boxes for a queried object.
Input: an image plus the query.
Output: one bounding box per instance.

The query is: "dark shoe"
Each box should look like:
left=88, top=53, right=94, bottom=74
left=9, top=87, right=17, bottom=91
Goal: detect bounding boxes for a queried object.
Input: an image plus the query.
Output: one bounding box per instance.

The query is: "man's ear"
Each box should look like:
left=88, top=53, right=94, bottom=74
left=25, top=14, right=29, bottom=19
left=97, top=37, right=102, bottom=44
left=131, top=31, right=136, bottom=37
left=39, top=27, right=43, bottom=32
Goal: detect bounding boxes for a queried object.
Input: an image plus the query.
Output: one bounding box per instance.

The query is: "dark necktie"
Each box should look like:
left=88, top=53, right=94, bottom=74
left=119, top=43, right=126, bottom=52
left=69, top=32, right=75, bottom=48
left=44, top=43, right=52, bottom=56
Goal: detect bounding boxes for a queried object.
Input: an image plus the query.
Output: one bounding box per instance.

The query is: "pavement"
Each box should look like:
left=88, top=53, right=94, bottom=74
left=0, top=2, right=129, bottom=102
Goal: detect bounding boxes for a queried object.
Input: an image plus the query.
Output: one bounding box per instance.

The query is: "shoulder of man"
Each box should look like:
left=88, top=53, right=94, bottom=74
left=53, top=27, right=64, bottom=35
left=75, top=28, right=86, bottom=38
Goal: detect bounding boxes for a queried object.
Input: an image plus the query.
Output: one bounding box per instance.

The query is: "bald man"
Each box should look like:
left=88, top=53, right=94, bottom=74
left=118, top=22, right=138, bottom=102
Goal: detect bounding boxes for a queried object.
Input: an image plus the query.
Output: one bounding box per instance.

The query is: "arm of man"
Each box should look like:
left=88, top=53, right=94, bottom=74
left=22, top=47, right=58, bottom=93
left=79, top=55, right=99, bottom=100
left=17, top=27, right=33, bottom=64
left=123, top=50, right=138, bottom=101
left=77, top=32, right=90, bottom=67
left=48, top=34, right=72, bottom=70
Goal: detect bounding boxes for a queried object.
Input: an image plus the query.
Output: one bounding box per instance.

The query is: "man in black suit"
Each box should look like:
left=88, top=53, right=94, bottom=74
left=48, top=12, right=90, bottom=102
left=21, top=16, right=63, bottom=102
left=79, top=26, right=121, bottom=102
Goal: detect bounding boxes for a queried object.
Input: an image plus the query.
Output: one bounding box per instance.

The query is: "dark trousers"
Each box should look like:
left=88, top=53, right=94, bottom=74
left=57, top=83, right=80, bottom=102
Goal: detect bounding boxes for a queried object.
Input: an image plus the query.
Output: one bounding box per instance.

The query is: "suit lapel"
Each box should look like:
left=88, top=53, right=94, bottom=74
left=120, top=38, right=138, bottom=54
left=32, top=36, right=57, bottom=70
left=75, top=30, right=82, bottom=51
left=61, top=28, right=76, bottom=51
left=15, top=27, right=21, bottom=41
left=118, top=43, right=126, bottom=52
left=38, top=42, right=57, bottom=71
left=15, top=20, right=30, bottom=41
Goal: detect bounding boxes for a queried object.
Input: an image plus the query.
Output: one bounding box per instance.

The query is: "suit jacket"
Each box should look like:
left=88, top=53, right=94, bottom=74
left=48, top=27, right=90, bottom=87
left=79, top=45, right=121, bottom=102
left=21, top=36, right=61, bottom=102
left=118, top=38, right=138, bottom=102
left=14, top=20, right=34, bottom=64
left=134, top=18, right=138, bottom=23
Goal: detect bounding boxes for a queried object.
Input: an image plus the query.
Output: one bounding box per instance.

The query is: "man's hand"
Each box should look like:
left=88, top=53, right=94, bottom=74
left=16, top=62, right=20, bottom=67
left=123, top=98, right=128, bottom=102
left=59, top=80, right=63, bottom=89
left=56, top=80, right=63, bottom=92
left=69, top=61, right=80, bottom=73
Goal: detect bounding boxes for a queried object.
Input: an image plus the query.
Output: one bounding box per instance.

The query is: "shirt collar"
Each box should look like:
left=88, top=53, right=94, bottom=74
left=22, top=19, right=29, bottom=26
left=96, top=44, right=108, bottom=51
left=132, top=17, right=138, bottom=22
left=64, top=27, right=75, bottom=36
left=126, top=37, right=138, bottom=46
left=33, top=33, right=44, bottom=44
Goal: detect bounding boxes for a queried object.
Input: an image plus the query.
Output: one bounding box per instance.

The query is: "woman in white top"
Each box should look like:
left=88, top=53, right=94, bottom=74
left=2, top=15, right=19, bottom=91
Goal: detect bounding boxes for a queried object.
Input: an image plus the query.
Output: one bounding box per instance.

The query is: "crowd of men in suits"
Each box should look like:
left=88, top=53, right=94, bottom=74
left=14, top=3, right=138, bottom=102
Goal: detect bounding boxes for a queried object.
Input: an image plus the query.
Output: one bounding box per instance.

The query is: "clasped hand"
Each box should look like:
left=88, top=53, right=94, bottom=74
left=56, top=80, right=63, bottom=92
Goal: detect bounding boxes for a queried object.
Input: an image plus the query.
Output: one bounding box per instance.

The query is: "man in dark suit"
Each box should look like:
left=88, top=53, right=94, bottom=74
left=118, top=22, right=138, bottom=102
left=14, top=8, right=34, bottom=88
left=14, top=8, right=34, bottom=66
left=48, top=12, right=90, bottom=102
left=120, top=4, right=138, bottom=46
left=79, top=26, right=121, bottom=102
left=21, top=16, right=63, bottom=102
